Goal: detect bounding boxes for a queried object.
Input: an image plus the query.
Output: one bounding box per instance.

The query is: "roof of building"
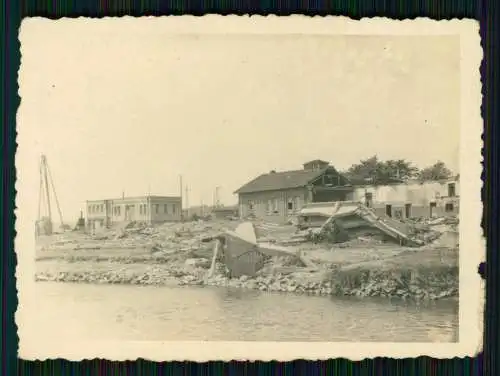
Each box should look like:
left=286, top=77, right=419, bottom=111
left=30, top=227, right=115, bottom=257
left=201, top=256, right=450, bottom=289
left=234, top=167, right=331, bottom=194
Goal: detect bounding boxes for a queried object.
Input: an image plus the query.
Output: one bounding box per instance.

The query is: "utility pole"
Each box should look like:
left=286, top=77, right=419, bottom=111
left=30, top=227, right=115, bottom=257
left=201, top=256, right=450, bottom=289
left=147, top=184, right=152, bottom=225
left=41, top=155, right=52, bottom=224
left=37, top=154, right=65, bottom=234
left=179, top=175, right=183, bottom=221
left=185, top=185, right=190, bottom=219
left=214, top=186, right=221, bottom=208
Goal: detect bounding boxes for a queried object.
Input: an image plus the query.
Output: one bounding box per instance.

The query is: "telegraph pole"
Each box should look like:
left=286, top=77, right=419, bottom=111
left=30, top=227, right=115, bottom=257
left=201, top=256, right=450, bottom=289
left=214, top=186, right=221, bottom=208
left=185, top=185, right=190, bottom=219
left=179, top=175, right=183, bottom=221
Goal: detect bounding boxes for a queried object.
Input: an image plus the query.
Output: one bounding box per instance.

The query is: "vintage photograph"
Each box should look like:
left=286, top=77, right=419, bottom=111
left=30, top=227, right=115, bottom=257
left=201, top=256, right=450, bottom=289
left=16, top=17, right=483, bottom=361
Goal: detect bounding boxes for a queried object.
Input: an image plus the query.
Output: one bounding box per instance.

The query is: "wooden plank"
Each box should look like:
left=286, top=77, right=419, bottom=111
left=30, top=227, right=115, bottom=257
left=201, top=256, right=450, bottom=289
left=207, top=239, right=220, bottom=278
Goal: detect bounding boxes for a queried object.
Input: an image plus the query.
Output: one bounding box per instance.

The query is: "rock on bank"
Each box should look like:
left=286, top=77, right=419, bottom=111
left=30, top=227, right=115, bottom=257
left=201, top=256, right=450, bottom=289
left=35, top=247, right=458, bottom=301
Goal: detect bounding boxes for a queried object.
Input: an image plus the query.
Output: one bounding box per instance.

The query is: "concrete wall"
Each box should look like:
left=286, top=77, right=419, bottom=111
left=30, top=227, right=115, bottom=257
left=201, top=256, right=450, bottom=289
left=238, top=188, right=308, bottom=223
left=347, top=180, right=460, bottom=218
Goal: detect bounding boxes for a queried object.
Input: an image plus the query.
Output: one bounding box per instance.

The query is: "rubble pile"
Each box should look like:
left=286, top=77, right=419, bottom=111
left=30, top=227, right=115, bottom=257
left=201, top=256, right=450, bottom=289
left=35, top=213, right=459, bottom=301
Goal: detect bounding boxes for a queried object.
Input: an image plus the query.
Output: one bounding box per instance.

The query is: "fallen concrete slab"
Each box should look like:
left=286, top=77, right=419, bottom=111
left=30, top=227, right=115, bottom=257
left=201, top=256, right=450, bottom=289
left=220, top=222, right=305, bottom=277
left=297, top=201, right=424, bottom=247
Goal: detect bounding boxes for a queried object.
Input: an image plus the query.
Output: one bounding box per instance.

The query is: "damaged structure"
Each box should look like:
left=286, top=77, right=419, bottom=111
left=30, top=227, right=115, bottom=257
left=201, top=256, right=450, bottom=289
left=297, top=201, right=426, bottom=247
left=209, top=222, right=305, bottom=278
left=235, top=159, right=460, bottom=223
left=349, top=176, right=460, bottom=219
left=86, top=195, right=182, bottom=231
left=234, top=160, right=352, bottom=223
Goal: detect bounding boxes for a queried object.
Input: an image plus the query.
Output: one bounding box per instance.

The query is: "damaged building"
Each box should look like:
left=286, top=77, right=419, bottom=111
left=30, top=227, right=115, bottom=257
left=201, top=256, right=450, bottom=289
left=235, top=159, right=460, bottom=223
left=234, top=160, right=352, bottom=223
left=349, top=176, right=460, bottom=219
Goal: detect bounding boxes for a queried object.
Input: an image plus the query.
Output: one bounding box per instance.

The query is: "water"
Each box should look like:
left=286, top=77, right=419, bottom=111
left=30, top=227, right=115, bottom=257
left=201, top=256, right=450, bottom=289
left=28, top=282, right=458, bottom=342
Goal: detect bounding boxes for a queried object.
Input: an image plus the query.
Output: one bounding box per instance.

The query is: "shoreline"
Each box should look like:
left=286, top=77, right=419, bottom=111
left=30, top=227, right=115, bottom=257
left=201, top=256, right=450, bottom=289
left=34, top=219, right=459, bottom=301
left=35, top=248, right=458, bottom=301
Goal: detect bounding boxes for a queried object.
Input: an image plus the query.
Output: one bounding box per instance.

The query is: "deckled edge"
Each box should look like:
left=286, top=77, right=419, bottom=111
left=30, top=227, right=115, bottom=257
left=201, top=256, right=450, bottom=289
left=15, top=15, right=483, bottom=362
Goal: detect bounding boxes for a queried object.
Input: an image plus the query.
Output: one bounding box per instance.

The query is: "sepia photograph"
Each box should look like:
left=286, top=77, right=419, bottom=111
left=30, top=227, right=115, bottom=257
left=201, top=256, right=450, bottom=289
left=16, top=16, right=483, bottom=361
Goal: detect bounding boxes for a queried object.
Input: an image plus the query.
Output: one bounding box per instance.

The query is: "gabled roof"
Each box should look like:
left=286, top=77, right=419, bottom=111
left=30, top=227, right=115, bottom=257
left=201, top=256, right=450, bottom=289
left=234, top=168, right=328, bottom=194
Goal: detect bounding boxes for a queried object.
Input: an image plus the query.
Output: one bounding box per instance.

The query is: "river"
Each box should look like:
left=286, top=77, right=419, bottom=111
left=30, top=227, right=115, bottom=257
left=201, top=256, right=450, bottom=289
left=28, top=282, right=458, bottom=342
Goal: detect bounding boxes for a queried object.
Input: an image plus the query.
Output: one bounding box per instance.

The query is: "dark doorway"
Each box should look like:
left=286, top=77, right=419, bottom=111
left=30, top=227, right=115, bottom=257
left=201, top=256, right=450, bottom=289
left=385, top=204, right=392, bottom=217
left=405, top=203, right=412, bottom=218
left=365, top=192, right=373, bottom=208
left=430, top=202, right=437, bottom=217
left=448, top=183, right=456, bottom=197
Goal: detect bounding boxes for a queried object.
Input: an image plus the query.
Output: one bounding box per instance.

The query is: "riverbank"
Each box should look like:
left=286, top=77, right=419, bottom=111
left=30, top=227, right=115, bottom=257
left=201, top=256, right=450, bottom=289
left=35, top=220, right=458, bottom=301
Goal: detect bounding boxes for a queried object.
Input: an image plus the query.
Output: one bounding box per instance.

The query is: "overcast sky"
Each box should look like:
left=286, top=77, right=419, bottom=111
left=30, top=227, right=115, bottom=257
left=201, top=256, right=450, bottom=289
left=18, top=20, right=460, bottom=223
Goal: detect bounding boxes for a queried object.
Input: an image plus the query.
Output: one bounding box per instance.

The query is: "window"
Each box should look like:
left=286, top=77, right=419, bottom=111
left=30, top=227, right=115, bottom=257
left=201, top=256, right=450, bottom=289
left=287, top=200, right=294, bottom=211
left=385, top=204, right=392, bottom=217
left=172, top=204, right=176, bottom=214
left=139, top=205, right=143, bottom=215
left=248, top=201, right=254, bottom=210
left=448, top=183, right=456, bottom=197
left=155, top=204, right=159, bottom=214
left=445, top=203, right=454, bottom=212
left=100, top=204, right=104, bottom=212
left=164, top=204, right=168, bottom=214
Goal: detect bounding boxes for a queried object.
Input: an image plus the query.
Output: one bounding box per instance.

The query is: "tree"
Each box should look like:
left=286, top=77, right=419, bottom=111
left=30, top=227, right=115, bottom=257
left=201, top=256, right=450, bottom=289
left=344, top=155, right=419, bottom=184
left=418, top=161, right=452, bottom=181
left=383, top=159, right=419, bottom=180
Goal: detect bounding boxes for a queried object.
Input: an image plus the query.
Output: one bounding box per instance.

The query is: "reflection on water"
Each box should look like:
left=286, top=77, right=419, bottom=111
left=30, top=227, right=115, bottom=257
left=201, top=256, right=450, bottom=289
left=27, top=282, right=458, bottom=342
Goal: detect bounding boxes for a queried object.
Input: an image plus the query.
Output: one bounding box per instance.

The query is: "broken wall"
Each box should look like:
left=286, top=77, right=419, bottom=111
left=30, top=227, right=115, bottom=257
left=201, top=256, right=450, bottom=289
left=347, top=180, right=460, bottom=218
